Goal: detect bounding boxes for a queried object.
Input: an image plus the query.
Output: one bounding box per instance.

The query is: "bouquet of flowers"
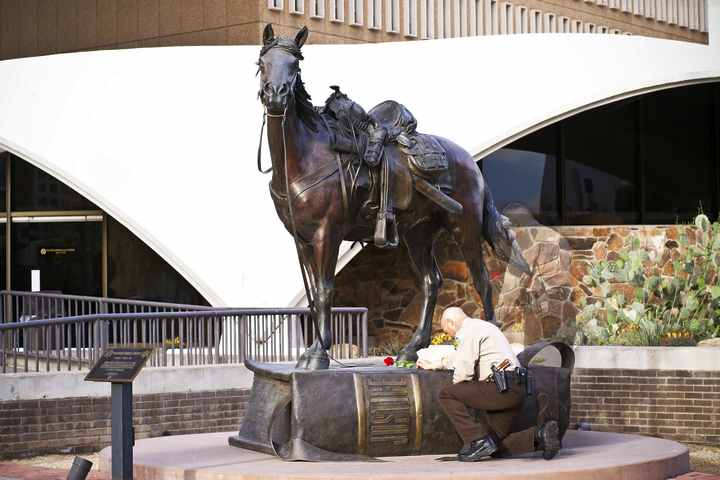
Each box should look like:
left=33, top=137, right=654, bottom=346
left=431, top=332, right=459, bottom=347
left=415, top=332, right=458, bottom=370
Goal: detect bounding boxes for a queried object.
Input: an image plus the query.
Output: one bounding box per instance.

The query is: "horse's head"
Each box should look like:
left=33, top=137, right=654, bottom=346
left=258, top=24, right=309, bottom=115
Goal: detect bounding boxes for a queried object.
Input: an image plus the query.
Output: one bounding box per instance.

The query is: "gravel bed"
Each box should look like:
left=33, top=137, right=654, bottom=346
left=8, top=453, right=101, bottom=472
left=688, top=444, right=720, bottom=475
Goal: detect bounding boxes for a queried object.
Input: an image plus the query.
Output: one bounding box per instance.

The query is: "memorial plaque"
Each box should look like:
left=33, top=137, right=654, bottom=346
left=85, top=345, right=153, bottom=383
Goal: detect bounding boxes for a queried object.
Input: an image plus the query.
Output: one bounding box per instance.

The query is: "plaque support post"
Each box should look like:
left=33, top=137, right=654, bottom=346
left=111, top=382, right=133, bottom=480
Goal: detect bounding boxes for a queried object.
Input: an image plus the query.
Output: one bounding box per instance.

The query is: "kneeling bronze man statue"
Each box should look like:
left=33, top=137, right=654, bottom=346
left=430, top=307, right=561, bottom=461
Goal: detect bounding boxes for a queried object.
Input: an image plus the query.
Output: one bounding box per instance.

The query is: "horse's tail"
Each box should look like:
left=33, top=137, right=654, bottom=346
left=482, top=189, right=531, bottom=275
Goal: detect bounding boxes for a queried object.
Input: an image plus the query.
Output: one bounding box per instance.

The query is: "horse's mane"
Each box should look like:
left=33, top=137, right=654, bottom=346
left=293, top=72, right=320, bottom=133
left=260, top=37, right=320, bottom=133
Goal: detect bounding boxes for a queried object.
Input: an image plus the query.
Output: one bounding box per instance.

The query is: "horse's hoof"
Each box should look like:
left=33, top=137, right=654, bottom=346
left=396, top=349, right=419, bottom=363
left=295, top=348, right=330, bottom=370
left=295, top=354, right=310, bottom=370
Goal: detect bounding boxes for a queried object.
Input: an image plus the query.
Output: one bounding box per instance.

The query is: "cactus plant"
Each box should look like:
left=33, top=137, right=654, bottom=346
left=574, top=214, right=720, bottom=346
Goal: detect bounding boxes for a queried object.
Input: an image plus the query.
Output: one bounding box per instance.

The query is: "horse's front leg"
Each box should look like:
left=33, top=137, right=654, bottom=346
left=295, top=228, right=341, bottom=370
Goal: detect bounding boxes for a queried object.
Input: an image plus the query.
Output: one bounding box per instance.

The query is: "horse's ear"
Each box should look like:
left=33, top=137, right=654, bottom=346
left=263, top=24, right=275, bottom=45
left=295, top=26, right=309, bottom=49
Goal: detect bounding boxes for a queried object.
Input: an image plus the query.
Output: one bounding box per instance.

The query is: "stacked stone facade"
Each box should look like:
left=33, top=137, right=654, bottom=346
left=334, top=224, right=686, bottom=350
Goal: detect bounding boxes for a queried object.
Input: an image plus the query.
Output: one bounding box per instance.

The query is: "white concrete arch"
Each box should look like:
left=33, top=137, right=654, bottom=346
left=0, top=2, right=718, bottom=307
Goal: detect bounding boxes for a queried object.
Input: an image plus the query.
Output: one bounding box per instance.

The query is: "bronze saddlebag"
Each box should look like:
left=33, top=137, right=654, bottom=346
left=400, top=133, right=448, bottom=176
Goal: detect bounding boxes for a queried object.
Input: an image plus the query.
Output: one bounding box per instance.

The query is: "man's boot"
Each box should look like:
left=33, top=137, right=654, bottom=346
left=535, top=420, right=561, bottom=460
left=458, top=434, right=499, bottom=462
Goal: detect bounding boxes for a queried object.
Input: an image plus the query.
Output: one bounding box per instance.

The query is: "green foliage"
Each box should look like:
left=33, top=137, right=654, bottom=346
left=395, top=360, right=416, bottom=368
left=574, top=214, right=720, bottom=346
left=369, top=337, right=405, bottom=356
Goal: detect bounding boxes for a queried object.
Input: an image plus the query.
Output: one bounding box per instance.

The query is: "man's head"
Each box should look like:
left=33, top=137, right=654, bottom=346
left=440, top=307, right=468, bottom=337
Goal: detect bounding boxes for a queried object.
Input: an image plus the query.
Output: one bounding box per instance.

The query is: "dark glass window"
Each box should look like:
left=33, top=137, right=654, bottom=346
left=642, top=84, right=715, bottom=223
left=563, top=100, right=639, bottom=224
left=11, top=155, right=97, bottom=211
left=483, top=127, right=559, bottom=226
left=108, top=219, right=208, bottom=305
left=11, top=221, right=101, bottom=296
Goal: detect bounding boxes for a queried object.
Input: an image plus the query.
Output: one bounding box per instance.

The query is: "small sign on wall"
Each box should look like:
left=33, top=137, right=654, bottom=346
left=40, top=248, right=76, bottom=255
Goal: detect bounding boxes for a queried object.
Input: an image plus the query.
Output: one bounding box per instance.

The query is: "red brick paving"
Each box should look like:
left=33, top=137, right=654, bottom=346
left=0, top=463, right=107, bottom=480
left=672, top=474, right=720, bottom=479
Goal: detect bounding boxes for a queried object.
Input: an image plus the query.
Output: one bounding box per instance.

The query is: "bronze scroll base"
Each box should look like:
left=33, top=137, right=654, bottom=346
left=229, top=359, right=462, bottom=461
left=229, top=346, right=573, bottom=461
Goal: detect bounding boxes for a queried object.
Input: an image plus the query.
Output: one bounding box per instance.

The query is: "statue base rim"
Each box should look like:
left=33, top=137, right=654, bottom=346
left=99, top=430, right=690, bottom=479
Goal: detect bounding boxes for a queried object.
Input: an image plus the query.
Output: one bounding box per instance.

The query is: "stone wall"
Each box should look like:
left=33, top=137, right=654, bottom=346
left=334, top=231, right=504, bottom=352
left=0, top=388, right=250, bottom=459
left=334, top=224, right=681, bottom=350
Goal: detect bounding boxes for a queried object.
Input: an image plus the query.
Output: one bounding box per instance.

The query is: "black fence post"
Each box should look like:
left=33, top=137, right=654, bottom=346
left=111, top=382, right=134, bottom=480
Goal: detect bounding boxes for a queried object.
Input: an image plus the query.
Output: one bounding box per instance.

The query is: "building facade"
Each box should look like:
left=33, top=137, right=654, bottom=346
left=0, top=0, right=708, bottom=62
left=0, top=0, right=717, bottom=347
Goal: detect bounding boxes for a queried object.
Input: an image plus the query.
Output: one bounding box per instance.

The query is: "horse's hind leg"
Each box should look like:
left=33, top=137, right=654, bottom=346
left=397, top=221, right=443, bottom=362
left=451, top=206, right=498, bottom=326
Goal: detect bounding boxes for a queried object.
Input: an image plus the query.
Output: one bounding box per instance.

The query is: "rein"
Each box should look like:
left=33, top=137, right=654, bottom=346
left=258, top=102, right=322, bottom=350
left=256, top=112, right=273, bottom=174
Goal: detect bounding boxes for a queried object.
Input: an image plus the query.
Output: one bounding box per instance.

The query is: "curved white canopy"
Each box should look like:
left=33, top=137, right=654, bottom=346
left=0, top=3, right=718, bottom=307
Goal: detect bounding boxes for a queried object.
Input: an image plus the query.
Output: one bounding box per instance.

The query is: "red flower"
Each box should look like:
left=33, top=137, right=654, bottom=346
left=490, top=271, right=502, bottom=281
left=384, top=356, right=395, bottom=366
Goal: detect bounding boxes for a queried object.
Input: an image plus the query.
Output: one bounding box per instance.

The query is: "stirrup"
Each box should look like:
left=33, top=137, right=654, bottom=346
left=374, top=213, right=398, bottom=249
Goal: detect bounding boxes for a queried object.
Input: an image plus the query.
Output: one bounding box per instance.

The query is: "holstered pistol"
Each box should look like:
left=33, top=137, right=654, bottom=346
left=491, top=363, right=509, bottom=394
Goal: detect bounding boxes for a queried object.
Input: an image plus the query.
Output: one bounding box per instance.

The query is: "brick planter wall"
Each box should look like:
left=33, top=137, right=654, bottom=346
left=3, top=368, right=719, bottom=456
left=0, top=388, right=250, bottom=459
left=570, top=368, right=720, bottom=445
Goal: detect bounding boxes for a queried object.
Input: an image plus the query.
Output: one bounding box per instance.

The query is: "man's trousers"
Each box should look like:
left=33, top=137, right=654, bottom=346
left=439, top=379, right=534, bottom=454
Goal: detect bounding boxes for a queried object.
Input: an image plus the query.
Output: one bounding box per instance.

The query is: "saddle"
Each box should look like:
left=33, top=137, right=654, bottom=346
left=322, top=91, right=459, bottom=227
left=367, top=101, right=450, bottom=177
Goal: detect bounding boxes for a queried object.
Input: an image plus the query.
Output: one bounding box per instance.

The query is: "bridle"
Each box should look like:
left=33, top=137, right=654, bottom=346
left=256, top=69, right=297, bottom=174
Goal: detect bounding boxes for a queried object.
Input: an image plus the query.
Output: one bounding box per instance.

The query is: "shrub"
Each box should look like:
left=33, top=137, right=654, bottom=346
left=574, top=214, right=720, bottom=346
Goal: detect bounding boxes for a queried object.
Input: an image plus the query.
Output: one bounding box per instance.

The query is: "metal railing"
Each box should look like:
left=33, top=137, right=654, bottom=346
left=0, top=307, right=368, bottom=373
left=0, top=290, right=210, bottom=325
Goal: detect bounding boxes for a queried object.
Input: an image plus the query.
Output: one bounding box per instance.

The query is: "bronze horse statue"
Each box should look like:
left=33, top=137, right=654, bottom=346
left=257, top=25, right=530, bottom=370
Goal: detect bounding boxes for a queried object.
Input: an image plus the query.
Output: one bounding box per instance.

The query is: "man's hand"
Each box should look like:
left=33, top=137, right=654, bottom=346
left=416, top=358, right=431, bottom=370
